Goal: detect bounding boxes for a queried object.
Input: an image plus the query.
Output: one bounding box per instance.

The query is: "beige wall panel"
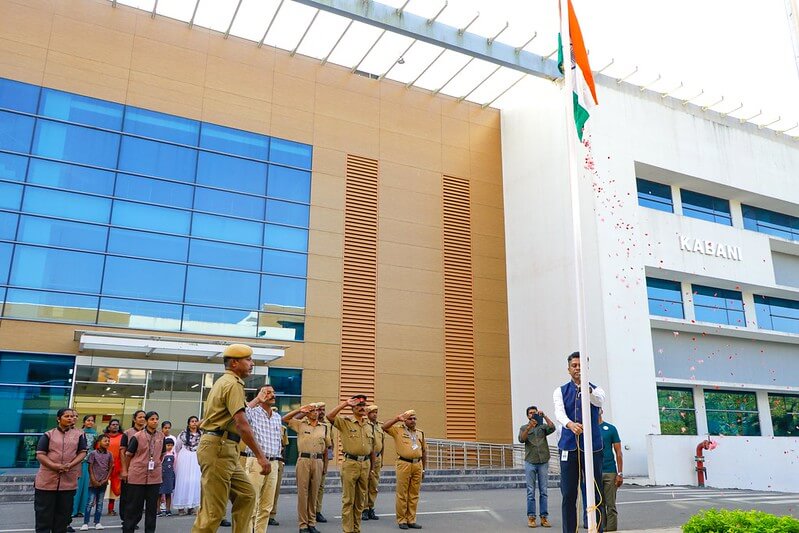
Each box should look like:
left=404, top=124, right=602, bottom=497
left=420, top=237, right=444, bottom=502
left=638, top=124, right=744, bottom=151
left=43, top=52, right=129, bottom=102
left=130, top=36, right=206, bottom=86
left=377, top=374, right=444, bottom=404
left=471, top=204, right=506, bottom=238
left=298, top=342, right=341, bottom=371
left=378, top=349, right=444, bottom=377
left=309, top=205, right=344, bottom=233
left=472, top=256, right=508, bottom=281
left=379, top=83, right=441, bottom=116
left=0, top=321, right=79, bottom=354
left=207, top=34, right=273, bottom=65
left=313, top=114, right=379, bottom=158
left=473, top=277, right=509, bottom=303
left=474, top=331, right=510, bottom=358
left=380, top=130, right=441, bottom=172
left=379, top=219, right=442, bottom=251
left=377, top=400, right=446, bottom=441
left=310, top=172, right=345, bottom=211
left=379, top=161, right=441, bottom=197
left=204, top=55, right=273, bottom=102
left=379, top=187, right=441, bottom=227
left=475, top=406, right=513, bottom=443
left=308, top=229, right=343, bottom=258
left=50, top=16, right=134, bottom=69
left=441, top=116, right=470, bottom=149
left=315, top=84, right=379, bottom=128
left=133, top=12, right=209, bottom=53
left=301, top=369, right=340, bottom=399
left=272, top=72, right=315, bottom=113
left=442, top=145, right=471, bottom=178
left=0, top=0, right=53, bottom=47
left=377, top=241, right=443, bottom=272
left=306, top=254, right=342, bottom=284
left=316, top=65, right=380, bottom=99
left=471, top=180, right=505, bottom=209
left=269, top=104, right=313, bottom=145
left=376, top=323, right=443, bottom=353
left=470, top=151, right=503, bottom=184
left=201, top=89, right=271, bottom=136
left=475, top=355, right=511, bottom=382
left=312, top=148, right=346, bottom=178
left=474, top=300, right=511, bottom=334
left=0, top=39, right=47, bottom=85
left=377, top=264, right=443, bottom=295
left=377, top=288, right=443, bottom=328
left=56, top=0, right=137, bottom=34
left=471, top=233, right=506, bottom=260
left=274, top=51, right=317, bottom=82
left=305, top=279, right=342, bottom=320
left=379, top=100, right=441, bottom=143
left=439, top=97, right=470, bottom=121
left=468, top=106, right=501, bottom=130
left=126, top=70, right=203, bottom=120
left=304, top=316, right=341, bottom=345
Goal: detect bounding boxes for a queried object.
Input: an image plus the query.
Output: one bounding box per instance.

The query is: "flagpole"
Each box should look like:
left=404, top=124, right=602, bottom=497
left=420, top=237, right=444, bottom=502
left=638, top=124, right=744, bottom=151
left=559, top=1, right=598, bottom=531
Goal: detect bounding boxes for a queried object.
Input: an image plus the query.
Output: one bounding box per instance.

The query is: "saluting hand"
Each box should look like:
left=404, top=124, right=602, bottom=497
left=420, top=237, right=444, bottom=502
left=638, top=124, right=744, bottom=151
left=345, top=398, right=361, bottom=407
left=300, top=404, right=314, bottom=414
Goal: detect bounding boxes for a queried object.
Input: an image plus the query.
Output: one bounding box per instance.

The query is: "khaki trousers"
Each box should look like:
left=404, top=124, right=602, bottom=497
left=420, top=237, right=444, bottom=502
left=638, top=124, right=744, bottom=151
left=316, top=472, right=326, bottom=513
left=191, top=435, right=255, bottom=533
left=366, top=455, right=382, bottom=509
left=395, top=461, right=422, bottom=525
left=243, top=457, right=279, bottom=533
left=601, top=473, right=619, bottom=531
left=340, top=458, right=369, bottom=533
left=270, top=460, right=284, bottom=518
left=295, top=457, right=322, bottom=528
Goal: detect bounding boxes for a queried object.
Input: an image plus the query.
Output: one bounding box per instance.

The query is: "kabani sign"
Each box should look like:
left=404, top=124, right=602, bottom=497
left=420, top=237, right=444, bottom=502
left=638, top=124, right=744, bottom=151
left=678, top=235, right=742, bottom=261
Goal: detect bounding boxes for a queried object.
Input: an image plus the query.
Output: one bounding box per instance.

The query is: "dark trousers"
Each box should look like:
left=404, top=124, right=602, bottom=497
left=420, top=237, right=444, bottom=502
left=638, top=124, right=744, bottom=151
left=34, top=488, right=76, bottom=533
left=119, top=480, right=127, bottom=520
left=122, top=483, right=160, bottom=533
left=560, top=449, right=603, bottom=533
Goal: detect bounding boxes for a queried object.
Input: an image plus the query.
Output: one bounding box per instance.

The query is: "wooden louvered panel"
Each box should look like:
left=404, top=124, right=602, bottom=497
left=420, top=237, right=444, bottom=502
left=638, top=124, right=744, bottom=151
left=442, top=175, right=478, bottom=440
left=339, top=155, right=379, bottom=403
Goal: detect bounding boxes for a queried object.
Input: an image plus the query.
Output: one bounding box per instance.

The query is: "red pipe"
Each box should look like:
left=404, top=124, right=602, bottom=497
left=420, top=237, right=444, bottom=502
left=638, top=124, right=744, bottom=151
left=695, top=440, right=712, bottom=487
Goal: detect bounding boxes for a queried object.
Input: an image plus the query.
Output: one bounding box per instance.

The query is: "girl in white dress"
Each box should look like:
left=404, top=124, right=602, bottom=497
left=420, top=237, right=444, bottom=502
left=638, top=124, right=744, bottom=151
left=172, top=416, right=202, bottom=514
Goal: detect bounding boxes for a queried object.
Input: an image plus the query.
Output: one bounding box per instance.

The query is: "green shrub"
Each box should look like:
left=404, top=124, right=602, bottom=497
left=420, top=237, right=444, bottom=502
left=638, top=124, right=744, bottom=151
left=683, top=509, right=799, bottom=533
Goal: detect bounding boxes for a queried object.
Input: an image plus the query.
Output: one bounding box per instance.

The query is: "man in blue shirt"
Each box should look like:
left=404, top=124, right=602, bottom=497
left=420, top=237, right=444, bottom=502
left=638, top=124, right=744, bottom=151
left=598, top=411, right=623, bottom=532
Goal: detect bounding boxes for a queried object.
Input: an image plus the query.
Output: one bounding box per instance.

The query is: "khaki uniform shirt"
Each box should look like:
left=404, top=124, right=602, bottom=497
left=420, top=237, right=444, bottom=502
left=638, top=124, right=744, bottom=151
left=371, top=423, right=385, bottom=455
left=281, top=425, right=289, bottom=447
left=288, top=419, right=331, bottom=455
left=385, top=424, right=426, bottom=460
left=200, top=370, right=247, bottom=435
left=333, top=416, right=374, bottom=456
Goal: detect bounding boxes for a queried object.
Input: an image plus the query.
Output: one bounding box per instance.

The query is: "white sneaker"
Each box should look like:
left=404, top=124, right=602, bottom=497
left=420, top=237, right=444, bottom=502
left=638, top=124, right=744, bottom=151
left=80, top=525, right=89, bottom=531
left=94, top=524, right=104, bottom=530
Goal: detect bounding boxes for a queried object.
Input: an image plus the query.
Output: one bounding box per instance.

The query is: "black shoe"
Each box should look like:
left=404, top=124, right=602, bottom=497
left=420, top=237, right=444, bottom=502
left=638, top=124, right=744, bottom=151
left=399, top=525, right=409, bottom=530
left=368, top=509, right=379, bottom=520
left=299, top=529, right=310, bottom=533
left=220, top=519, right=231, bottom=527
left=362, top=510, right=370, bottom=521
left=316, top=513, right=327, bottom=523
left=308, top=527, right=321, bottom=533
left=408, top=524, right=422, bottom=529
left=67, top=528, right=75, bottom=532
left=269, top=518, right=280, bottom=526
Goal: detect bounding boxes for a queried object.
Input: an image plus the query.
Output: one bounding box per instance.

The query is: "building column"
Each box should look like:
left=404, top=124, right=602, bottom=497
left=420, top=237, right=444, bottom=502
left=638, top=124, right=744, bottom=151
left=692, top=385, right=708, bottom=436
left=681, top=281, right=696, bottom=322
left=671, top=185, right=683, bottom=215
left=755, top=390, right=774, bottom=437
left=729, top=199, right=744, bottom=228
left=741, top=292, right=758, bottom=328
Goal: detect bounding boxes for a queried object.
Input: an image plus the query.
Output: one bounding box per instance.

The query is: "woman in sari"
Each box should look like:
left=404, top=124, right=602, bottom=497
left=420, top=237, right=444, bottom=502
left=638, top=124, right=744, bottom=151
left=72, top=415, right=97, bottom=518
left=104, top=419, right=124, bottom=516
left=172, top=416, right=201, bottom=515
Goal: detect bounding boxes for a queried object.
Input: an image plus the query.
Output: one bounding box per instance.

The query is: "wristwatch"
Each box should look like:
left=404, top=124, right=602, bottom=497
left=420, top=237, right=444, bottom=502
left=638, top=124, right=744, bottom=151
left=616, top=472, right=623, bottom=477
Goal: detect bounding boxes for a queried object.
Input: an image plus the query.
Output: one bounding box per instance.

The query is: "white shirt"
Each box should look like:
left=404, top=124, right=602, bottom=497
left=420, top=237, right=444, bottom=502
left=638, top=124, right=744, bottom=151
left=244, top=405, right=283, bottom=457
left=552, top=381, right=605, bottom=428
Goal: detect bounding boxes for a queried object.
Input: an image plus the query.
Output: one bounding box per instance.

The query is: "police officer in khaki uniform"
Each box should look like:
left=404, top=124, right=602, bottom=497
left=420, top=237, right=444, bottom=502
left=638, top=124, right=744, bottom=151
left=382, top=410, right=427, bottom=530
left=327, top=395, right=376, bottom=533
left=315, top=405, right=332, bottom=524
left=268, top=408, right=289, bottom=527
left=191, top=344, right=270, bottom=533
left=362, top=405, right=384, bottom=522
left=282, top=402, right=331, bottom=533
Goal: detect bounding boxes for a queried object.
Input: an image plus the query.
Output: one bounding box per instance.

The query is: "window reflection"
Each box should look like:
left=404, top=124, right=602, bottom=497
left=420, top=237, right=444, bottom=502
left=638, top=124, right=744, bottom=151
left=3, top=289, right=99, bottom=323
left=27, top=159, right=115, bottom=195
left=123, top=107, right=200, bottom=145
left=0, top=152, right=28, bottom=181
left=0, top=182, right=22, bottom=210
left=262, top=249, right=307, bottom=277
left=200, top=123, right=269, bottom=160
left=267, top=165, right=311, bottom=203
left=33, top=120, right=119, bottom=168
left=261, top=274, right=306, bottom=312
left=107, top=228, right=189, bottom=262
left=112, top=201, right=191, bottom=234
left=0, top=78, right=41, bottom=113
left=266, top=200, right=309, bottom=227
left=11, top=246, right=103, bottom=293
left=192, top=213, right=262, bottom=246
left=269, top=138, right=312, bottom=169
left=185, top=266, right=259, bottom=309
left=103, top=256, right=186, bottom=302
left=194, top=187, right=265, bottom=220
left=0, top=111, right=35, bottom=152
left=258, top=313, right=305, bottom=341
left=118, top=136, right=197, bottom=182
left=264, top=224, right=308, bottom=252
left=17, top=216, right=108, bottom=252
left=0, top=214, right=17, bottom=241
left=189, top=239, right=261, bottom=271
left=182, top=306, right=257, bottom=337
left=98, top=297, right=182, bottom=331
left=23, top=187, right=112, bottom=224
left=196, top=151, right=267, bottom=195
left=39, top=89, right=124, bottom=130
left=115, top=173, right=194, bottom=208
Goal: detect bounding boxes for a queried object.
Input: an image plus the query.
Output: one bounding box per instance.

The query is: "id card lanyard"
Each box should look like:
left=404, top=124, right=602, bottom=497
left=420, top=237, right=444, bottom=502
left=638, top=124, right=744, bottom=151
left=146, top=432, right=156, bottom=471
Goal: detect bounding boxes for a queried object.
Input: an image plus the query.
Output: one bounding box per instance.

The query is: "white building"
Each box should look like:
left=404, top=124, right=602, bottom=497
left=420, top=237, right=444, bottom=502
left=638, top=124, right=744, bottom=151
left=501, top=75, right=799, bottom=492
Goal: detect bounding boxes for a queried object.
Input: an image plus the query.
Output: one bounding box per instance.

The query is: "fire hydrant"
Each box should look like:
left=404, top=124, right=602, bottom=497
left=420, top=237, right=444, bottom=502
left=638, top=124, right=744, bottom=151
left=695, top=439, right=717, bottom=487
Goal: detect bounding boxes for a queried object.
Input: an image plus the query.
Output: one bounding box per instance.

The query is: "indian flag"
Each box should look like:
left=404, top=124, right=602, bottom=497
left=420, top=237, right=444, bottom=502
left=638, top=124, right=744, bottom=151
left=557, top=0, right=598, bottom=142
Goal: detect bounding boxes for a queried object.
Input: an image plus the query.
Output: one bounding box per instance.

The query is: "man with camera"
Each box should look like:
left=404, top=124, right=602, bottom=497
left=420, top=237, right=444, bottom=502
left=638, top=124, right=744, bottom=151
left=519, top=406, right=555, bottom=528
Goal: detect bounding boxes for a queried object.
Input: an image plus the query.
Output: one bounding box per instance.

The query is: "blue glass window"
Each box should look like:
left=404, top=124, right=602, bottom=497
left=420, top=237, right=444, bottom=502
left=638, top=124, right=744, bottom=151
left=264, top=224, right=308, bottom=252
left=102, top=256, right=186, bottom=302
left=189, top=239, right=261, bottom=271
left=0, top=111, right=35, bottom=152
left=115, top=173, right=193, bottom=208
left=118, top=136, right=197, bottom=182
left=755, top=295, right=799, bottom=334
left=261, top=274, right=306, bottom=311
left=39, top=89, right=123, bottom=130
left=23, top=187, right=111, bottom=223
left=262, top=249, right=307, bottom=277
left=17, top=216, right=108, bottom=252
left=10, top=246, right=103, bottom=293
left=0, top=182, right=22, bottom=210
left=32, top=120, right=120, bottom=168
left=0, top=352, right=74, bottom=386
left=107, top=228, right=188, bottom=262
left=269, top=138, right=312, bottom=169
left=0, top=385, right=72, bottom=433
left=266, top=200, right=309, bottom=227
left=647, top=277, right=684, bottom=318
left=0, top=153, right=28, bottom=181
left=3, top=289, right=98, bottom=323
left=185, top=266, right=259, bottom=309
left=123, top=107, right=199, bottom=145
left=98, top=298, right=182, bottom=331
left=0, top=78, right=40, bottom=113
left=196, top=151, right=267, bottom=195
left=742, top=205, right=799, bottom=242
left=199, top=123, right=269, bottom=160
left=692, top=285, right=745, bottom=326
left=636, top=178, right=673, bottom=213
left=192, top=213, right=262, bottom=246
left=267, top=165, right=311, bottom=203
left=268, top=368, right=302, bottom=395
left=0, top=243, right=12, bottom=284
left=181, top=306, right=256, bottom=337
left=0, top=213, right=18, bottom=240
left=27, top=159, right=115, bottom=195
left=681, top=189, right=732, bottom=226
left=258, top=313, right=305, bottom=341
left=111, top=201, right=191, bottom=234
left=193, top=187, right=265, bottom=220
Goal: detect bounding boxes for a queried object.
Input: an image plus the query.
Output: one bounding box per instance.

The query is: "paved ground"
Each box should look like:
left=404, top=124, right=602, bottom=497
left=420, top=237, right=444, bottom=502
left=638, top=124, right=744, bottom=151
left=1, top=485, right=796, bottom=532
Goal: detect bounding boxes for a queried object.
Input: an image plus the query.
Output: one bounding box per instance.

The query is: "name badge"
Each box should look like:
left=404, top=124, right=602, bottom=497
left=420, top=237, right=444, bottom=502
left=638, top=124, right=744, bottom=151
left=561, top=450, right=569, bottom=462
left=411, top=443, right=419, bottom=450
left=147, top=460, right=155, bottom=471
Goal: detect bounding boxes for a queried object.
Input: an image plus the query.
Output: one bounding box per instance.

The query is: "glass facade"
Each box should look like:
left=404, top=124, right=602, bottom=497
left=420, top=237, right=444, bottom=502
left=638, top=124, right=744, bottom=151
left=742, top=204, right=799, bottom=242
left=769, top=394, right=799, bottom=437
left=656, top=387, right=697, bottom=435
left=691, top=285, right=745, bottom=326
left=0, top=77, right=310, bottom=341
left=680, top=189, right=732, bottom=226
left=636, top=178, right=673, bottom=213
left=646, top=277, right=684, bottom=318
left=754, top=294, right=799, bottom=334
left=704, top=390, right=760, bottom=436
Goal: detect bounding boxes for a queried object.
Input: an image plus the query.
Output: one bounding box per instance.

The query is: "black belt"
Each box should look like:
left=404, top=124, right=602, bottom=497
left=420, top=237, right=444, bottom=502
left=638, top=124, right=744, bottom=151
left=239, top=452, right=281, bottom=461
left=299, top=452, right=324, bottom=460
left=344, top=453, right=369, bottom=461
left=375, top=451, right=381, bottom=457
left=205, top=430, right=241, bottom=443
left=399, top=457, right=422, bottom=464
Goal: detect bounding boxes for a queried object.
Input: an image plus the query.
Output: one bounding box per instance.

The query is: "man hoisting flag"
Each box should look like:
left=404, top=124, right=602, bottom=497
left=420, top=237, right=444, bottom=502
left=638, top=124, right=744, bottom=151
left=555, top=2, right=604, bottom=533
